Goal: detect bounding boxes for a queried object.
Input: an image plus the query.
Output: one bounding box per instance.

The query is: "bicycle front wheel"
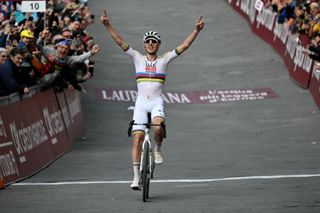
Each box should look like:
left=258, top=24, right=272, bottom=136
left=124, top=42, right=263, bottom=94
left=141, top=142, right=150, bottom=202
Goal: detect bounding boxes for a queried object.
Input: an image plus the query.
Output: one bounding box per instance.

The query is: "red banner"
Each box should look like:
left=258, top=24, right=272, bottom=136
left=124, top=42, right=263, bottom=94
left=62, top=89, right=85, bottom=142
left=0, top=88, right=84, bottom=188
left=309, top=66, right=320, bottom=108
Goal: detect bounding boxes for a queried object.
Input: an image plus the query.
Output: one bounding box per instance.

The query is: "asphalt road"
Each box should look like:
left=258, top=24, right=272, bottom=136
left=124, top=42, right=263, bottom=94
left=1, top=0, right=320, bottom=212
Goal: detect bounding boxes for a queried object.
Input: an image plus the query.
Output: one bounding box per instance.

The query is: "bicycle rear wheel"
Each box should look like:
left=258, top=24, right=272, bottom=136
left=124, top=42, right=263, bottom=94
left=141, top=142, right=150, bottom=202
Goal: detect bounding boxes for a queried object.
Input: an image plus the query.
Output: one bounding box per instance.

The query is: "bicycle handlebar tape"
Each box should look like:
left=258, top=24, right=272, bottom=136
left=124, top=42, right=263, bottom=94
left=161, top=122, right=167, bottom=138
left=128, top=120, right=135, bottom=137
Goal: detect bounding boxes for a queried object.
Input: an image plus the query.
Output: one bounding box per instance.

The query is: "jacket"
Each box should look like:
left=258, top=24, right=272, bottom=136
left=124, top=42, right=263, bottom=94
left=0, top=59, right=26, bottom=96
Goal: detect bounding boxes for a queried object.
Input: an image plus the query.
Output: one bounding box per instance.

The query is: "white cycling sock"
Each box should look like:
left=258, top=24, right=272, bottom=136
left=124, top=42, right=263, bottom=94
left=132, top=162, right=140, bottom=180
left=155, top=144, right=161, bottom=152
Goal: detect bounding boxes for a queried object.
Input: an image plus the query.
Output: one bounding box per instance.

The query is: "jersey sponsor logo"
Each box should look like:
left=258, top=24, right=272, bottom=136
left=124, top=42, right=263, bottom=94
left=145, top=65, right=156, bottom=73
left=145, top=61, right=157, bottom=73
left=97, top=88, right=278, bottom=104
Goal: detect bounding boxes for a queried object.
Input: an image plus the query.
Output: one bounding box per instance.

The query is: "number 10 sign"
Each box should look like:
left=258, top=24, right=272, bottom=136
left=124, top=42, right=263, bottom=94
left=21, top=1, right=46, bottom=12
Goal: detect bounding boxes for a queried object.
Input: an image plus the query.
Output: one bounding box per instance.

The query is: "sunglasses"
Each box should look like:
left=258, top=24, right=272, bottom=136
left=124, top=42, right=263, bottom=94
left=0, top=55, right=8, bottom=58
left=145, top=39, right=158, bottom=44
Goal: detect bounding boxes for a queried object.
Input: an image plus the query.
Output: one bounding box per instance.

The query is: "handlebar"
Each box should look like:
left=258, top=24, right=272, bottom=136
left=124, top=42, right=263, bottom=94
left=128, top=120, right=167, bottom=138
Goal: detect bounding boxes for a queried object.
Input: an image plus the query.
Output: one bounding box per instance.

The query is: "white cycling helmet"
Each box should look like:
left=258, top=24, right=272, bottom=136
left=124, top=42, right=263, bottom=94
left=143, top=31, right=161, bottom=43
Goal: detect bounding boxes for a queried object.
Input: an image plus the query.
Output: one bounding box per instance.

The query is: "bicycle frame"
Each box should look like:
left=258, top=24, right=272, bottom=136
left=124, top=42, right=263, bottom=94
left=127, top=114, right=166, bottom=201
left=140, top=128, right=154, bottom=176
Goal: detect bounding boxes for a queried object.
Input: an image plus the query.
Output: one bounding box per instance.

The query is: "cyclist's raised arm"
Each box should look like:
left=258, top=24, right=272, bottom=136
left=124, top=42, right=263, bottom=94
left=100, top=10, right=129, bottom=51
left=175, top=16, right=205, bottom=55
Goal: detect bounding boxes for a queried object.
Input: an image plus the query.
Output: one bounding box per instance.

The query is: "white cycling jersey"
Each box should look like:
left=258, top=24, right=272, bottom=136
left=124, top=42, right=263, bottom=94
left=124, top=46, right=180, bottom=132
left=125, top=46, right=179, bottom=99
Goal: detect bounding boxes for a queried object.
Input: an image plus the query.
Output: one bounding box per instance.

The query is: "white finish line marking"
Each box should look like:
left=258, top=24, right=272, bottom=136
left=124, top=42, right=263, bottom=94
left=12, top=173, right=320, bottom=186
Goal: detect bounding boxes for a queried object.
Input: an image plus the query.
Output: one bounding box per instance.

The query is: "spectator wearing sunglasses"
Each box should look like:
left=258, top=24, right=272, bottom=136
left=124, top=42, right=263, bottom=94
left=100, top=11, right=205, bottom=190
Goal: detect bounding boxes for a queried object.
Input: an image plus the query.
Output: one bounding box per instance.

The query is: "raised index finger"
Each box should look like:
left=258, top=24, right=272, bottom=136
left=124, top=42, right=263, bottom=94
left=103, top=10, right=107, bottom=16
left=198, top=15, right=203, bottom=22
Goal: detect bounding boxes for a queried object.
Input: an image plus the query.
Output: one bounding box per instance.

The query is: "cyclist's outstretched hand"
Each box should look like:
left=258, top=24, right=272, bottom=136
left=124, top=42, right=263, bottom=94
left=195, top=16, right=205, bottom=32
left=100, top=10, right=110, bottom=26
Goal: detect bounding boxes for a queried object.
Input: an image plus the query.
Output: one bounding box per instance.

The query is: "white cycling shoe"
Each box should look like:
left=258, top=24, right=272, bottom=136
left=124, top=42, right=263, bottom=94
left=154, top=151, right=163, bottom=164
left=130, top=178, right=140, bottom=190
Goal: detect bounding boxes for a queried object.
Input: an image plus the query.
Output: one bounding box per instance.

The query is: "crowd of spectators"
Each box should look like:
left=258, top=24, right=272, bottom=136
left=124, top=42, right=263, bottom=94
left=0, top=0, right=100, bottom=97
left=263, top=0, right=320, bottom=62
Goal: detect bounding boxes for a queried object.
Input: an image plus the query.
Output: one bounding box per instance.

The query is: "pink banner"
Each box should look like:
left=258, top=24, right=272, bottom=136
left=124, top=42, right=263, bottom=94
left=97, top=88, right=278, bottom=104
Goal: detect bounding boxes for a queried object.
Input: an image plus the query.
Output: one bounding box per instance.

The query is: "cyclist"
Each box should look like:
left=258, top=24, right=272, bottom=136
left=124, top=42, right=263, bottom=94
left=100, top=11, right=205, bottom=190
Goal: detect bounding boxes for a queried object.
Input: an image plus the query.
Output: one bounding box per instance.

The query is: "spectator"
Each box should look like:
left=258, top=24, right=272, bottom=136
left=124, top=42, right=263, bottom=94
left=62, top=28, right=72, bottom=39
left=277, top=0, right=296, bottom=24
left=307, top=2, right=320, bottom=37
left=0, top=22, right=12, bottom=48
left=0, top=47, right=9, bottom=65
left=37, top=29, right=100, bottom=92
left=69, top=18, right=81, bottom=37
left=291, top=4, right=307, bottom=34
left=18, top=29, right=34, bottom=47
left=304, top=32, right=320, bottom=61
left=0, top=0, right=99, bottom=97
left=0, top=48, right=29, bottom=96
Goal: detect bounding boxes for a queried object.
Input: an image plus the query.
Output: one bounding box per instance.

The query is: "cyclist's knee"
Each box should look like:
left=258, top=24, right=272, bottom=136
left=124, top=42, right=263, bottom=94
left=153, top=126, right=162, bottom=136
left=152, top=116, right=164, bottom=124
left=132, top=131, right=144, bottom=143
left=153, top=117, right=164, bottom=133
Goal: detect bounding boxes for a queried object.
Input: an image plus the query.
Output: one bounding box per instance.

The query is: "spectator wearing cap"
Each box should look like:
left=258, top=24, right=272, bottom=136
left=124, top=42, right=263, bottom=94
left=16, top=28, right=40, bottom=87
left=69, top=18, right=81, bottom=37
left=0, top=48, right=9, bottom=65
left=0, top=48, right=29, bottom=96
left=18, top=29, right=34, bottom=48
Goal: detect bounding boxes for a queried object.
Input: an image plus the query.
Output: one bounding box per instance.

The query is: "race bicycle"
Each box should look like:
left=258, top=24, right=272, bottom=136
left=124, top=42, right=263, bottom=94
left=128, top=113, right=166, bottom=202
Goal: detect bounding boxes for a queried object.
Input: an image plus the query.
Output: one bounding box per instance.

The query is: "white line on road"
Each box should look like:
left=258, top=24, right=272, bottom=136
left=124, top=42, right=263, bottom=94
left=12, top=173, right=320, bottom=186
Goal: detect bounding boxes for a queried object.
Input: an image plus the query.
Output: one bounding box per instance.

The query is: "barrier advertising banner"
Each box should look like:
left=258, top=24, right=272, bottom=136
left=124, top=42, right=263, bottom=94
left=0, top=88, right=84, bottom=188
left=309, top=66, right=320, bottom=108
left=60, top=89, right=85, bottom=142
left=227, top=0, right=314, bottom=90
